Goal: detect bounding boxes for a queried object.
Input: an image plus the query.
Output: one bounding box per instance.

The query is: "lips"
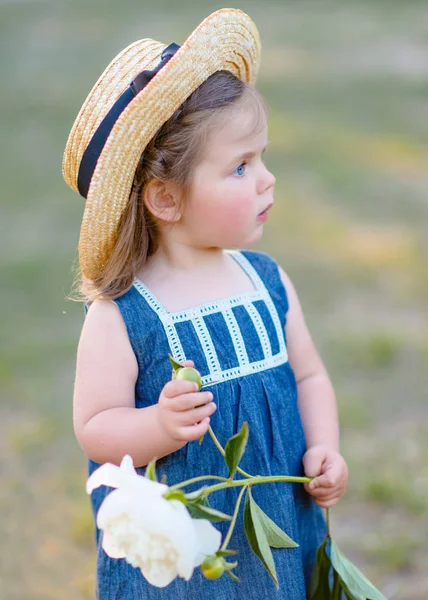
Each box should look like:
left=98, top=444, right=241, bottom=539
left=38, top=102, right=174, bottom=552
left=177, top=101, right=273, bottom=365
left=257, top=202, right=273, bottom=221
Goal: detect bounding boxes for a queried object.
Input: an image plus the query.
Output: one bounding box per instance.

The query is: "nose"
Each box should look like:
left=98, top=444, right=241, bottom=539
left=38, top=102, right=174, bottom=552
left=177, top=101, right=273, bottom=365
left=258, top=163, right=276, bottom=195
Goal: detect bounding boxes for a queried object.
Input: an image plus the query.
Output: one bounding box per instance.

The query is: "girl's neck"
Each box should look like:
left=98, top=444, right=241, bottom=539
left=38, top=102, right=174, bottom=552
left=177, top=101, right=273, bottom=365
left=136, top=244, right=256, bottom=314
left=145, top=243, right=228, bottom=275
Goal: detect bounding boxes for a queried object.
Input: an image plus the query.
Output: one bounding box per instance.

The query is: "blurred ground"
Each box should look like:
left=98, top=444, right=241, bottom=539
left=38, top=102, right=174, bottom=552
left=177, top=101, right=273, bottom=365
left=1, top=1, right=427, bottom=598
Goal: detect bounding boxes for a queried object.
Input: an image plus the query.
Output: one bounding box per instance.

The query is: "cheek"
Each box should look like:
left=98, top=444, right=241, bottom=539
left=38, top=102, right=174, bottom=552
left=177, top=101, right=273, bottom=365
left=206, top=194, right=252, bottom=230
left=184, top=177, right=255, bottom=238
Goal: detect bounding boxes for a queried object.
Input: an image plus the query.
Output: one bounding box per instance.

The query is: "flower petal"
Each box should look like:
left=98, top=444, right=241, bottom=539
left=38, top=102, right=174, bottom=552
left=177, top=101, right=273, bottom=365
left=86, top=456, right=168, bottom=496
left=101, top=530, right=126, bottom=559
left=120, top=454, right=136, bottom=474
left=130, top=474, right=168, bottom=496
left=141, top=560, right=178, bottom=588
left=96, top=489, right=137, bottom=530
left=192, top=519, right=222, bottom=566
left=164, top=501, right=198, bottom=580
left=86, top=462, right=133, bottom=494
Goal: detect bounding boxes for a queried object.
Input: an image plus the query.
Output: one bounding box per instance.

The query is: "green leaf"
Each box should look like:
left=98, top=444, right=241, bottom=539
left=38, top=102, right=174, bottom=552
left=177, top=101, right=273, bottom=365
left=332, top=570, right=342, bottom=600
left=248, top=496, right=298, bottom=549
left=224, top=422, right=249, bottom=478
left=226, top=569, right=241, bottom=582
left=144, top=458, right=158, bottom=482
left=330, top=539, right=388, bottom=600
left=187, top=502, right=232, bottom=522
left=168, top=354, right=184, bottom=372
left=224, top=560, right=238, bottom=569
left=243, top=488, right=279, bottom=588
left=308, top=537, right=332, bottom=600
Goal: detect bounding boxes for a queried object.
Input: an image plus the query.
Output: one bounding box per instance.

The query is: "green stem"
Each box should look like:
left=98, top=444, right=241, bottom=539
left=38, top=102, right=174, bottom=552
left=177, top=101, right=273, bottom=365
left=326, top=508, right=331, bottom=537
left=208, top=426, right=253, bottom=478
left=221, top=485, right=247, bottom=551
left=169, top=475, right=229, bottom=491
left=170, top=426, right=312, bottom=494
left=204, top=474, right=311, bottom=497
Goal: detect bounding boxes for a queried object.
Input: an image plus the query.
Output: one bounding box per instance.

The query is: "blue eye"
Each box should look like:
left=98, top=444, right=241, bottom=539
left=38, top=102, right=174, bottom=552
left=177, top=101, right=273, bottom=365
left=233, top=163, right=246, bottom=177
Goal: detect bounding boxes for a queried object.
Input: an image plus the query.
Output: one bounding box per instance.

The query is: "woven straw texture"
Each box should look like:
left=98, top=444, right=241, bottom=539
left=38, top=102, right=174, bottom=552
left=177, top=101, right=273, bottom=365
left=62, top=9, right=261, bottom=279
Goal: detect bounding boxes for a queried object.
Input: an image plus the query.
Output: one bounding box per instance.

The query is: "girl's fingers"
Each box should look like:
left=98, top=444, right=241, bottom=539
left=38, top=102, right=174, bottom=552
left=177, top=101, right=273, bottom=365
left=304, top=455, right=348, bottom=507
left=305, top=484, right=326, bottom=498
left=307, top=462, right=343, bottom=491
left=163, top=379, right=199, bottom=399
left=306, top=478, right=335, bottom=494
left=315, top=497, right=339, bottom=509
left=178, top=418, right=211, bottom=442
left=306, top=486, right=341, bottom=500
left=182, top=360, right=195, bottom=367
left=177, top=402, right=216, bottom=425
left=171, top=391, right=214, bottom=412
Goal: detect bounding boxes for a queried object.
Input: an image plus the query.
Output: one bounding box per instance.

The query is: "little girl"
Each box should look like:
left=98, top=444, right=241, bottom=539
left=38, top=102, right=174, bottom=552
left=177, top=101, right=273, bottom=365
left=63, top=8, right=348, bottom=599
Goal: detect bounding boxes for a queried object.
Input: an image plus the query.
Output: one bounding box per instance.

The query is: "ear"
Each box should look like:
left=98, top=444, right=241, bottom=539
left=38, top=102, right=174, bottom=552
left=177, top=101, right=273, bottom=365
left=143, top=179, right=181, bottom=223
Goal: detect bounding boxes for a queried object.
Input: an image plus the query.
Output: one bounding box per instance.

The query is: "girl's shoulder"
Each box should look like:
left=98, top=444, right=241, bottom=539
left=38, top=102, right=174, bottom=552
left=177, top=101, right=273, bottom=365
left=82, top=299, right=133, bottom=343
left=79, top=299, right=138, bottom=377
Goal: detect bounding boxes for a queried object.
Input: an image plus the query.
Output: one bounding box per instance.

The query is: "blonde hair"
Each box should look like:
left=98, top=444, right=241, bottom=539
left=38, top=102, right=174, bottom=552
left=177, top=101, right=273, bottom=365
left=73, top=71, right=266, bottom=302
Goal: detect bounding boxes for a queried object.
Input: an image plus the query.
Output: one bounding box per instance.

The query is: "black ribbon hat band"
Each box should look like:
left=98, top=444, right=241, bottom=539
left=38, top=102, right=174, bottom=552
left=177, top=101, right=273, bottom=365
left=77, top=43, right=180, bottom=199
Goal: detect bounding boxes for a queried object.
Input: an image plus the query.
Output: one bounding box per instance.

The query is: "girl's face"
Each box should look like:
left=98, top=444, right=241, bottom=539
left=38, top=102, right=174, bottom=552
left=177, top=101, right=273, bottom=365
left=178, top=100, right=276, bottom=249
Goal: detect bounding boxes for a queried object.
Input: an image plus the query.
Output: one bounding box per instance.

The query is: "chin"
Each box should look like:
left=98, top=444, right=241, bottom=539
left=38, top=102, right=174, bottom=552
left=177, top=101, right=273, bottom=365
left=245, top=228, right=264, bottom=246
left=220, top=227, right=264, bottom=249
left=230, top=237, right=261, bottom=249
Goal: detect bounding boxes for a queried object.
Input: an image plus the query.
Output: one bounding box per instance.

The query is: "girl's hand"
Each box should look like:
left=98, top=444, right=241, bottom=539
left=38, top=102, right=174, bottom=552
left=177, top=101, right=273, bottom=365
left=302, top=445, right=348, bottom=508
left=158, top=360, right=216, bottom=443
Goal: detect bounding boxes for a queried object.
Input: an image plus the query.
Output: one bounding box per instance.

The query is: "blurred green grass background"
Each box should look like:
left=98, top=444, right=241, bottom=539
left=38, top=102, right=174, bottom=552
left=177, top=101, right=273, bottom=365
left=1, top=1, right=427, bottom=598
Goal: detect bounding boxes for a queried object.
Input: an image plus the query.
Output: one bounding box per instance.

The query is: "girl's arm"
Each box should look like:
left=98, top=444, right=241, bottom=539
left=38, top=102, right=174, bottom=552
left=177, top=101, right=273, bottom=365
left=279, top=268, right=348, bottom=507
left=73, top=300, right=215, bottom=467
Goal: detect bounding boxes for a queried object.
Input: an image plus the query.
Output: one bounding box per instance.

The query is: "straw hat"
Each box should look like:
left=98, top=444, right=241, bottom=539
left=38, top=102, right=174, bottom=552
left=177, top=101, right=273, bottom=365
left=62, top=8, right=261, bottom=280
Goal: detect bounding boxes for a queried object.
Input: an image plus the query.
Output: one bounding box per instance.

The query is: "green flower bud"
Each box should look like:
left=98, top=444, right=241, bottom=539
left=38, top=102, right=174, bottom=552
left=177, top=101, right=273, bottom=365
left=175, top=367, right=203, bottom=390
left=201, top=555, right=226, bottom=580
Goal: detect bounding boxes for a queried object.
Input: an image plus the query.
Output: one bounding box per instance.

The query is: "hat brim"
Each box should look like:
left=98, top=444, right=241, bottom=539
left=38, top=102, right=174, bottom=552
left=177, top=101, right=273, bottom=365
left=72, top=9, right=261, bottom=279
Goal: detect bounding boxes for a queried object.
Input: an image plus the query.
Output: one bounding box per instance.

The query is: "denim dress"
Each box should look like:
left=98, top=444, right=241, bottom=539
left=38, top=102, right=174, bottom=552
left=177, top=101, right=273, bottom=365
left=88, top=250, right=326, bottom=600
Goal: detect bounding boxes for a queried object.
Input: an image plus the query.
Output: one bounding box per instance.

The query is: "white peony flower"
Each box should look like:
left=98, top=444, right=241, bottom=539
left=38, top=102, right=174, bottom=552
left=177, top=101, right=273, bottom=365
left=86, top=455, right=221, bottom=587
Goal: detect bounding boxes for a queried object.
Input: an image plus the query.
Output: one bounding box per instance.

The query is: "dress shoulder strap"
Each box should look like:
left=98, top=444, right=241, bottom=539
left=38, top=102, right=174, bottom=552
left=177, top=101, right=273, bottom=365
left=238, top=250, right=289, bottom=321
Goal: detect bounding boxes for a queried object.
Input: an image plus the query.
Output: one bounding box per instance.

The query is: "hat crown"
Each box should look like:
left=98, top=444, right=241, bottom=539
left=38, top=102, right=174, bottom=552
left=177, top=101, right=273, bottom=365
left=63, top=39, right=168, bottom=192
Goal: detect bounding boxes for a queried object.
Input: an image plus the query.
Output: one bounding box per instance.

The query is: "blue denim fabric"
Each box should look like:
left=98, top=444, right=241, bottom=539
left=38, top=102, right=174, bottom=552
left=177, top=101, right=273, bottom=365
left=88, top=250, right=327, bottom=599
